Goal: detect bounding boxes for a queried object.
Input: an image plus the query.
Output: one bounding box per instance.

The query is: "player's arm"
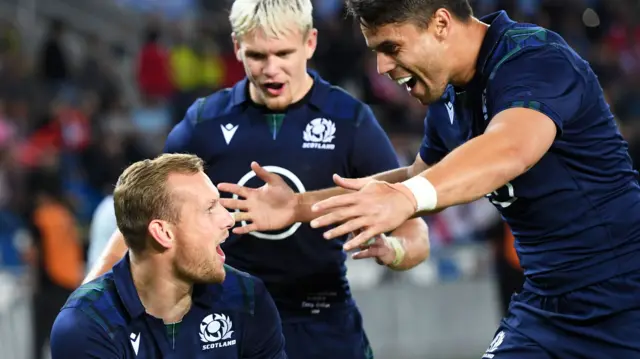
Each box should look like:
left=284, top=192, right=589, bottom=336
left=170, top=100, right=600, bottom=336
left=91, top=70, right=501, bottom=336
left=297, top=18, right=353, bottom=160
left=50, top=308, right=122, bottom=358
left=85, top=101, right=199, bottom=283
left=408, top=46, right=580, bottom=214
left=242, top=279, right=288, bottom=359
left=218, top=106, right=430, bottom=235
left=312, top=45, right=584, bottom=246
left=346, top=104, right=430, bottom=268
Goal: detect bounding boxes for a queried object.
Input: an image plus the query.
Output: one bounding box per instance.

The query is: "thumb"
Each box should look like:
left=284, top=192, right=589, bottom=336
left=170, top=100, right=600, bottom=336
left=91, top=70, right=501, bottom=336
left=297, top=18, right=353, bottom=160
left=333, top=174, right=368, bottom=191
left=251, top=161, right=276, bottom=183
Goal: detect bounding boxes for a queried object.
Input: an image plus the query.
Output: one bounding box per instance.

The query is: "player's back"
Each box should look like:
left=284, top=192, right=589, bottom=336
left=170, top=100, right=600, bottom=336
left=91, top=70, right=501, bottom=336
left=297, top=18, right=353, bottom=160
left=164, top=71, right=400, bottom=318
left=425, top=11, right=640, bottom=299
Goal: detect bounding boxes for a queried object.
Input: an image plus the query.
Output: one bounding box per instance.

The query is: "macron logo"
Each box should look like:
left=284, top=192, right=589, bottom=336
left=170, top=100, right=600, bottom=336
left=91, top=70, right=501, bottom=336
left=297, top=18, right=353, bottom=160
left=445, top=102, right=454, bottom=124
left=130, top=332, right=140, bottom=355
left=221, top=123, right=239, bottom=144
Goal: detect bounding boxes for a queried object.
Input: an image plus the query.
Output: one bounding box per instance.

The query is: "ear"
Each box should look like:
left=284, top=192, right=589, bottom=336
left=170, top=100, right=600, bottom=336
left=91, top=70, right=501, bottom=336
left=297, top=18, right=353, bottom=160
left=232, top=33, right=242, bottom=62
left=148, top=220, right=175, bottom=250
left=432, top=8, right=452, bottom=39
left=304, top=28, right=318, bottom=60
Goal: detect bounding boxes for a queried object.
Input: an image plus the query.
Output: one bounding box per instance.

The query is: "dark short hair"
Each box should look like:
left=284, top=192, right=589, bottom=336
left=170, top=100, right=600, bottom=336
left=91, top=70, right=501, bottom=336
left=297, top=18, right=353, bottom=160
left=345, top=0, right=473, bottom=29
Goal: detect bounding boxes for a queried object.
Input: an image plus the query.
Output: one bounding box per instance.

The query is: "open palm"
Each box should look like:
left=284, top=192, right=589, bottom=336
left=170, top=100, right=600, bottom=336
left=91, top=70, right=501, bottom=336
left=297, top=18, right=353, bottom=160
left=217, top=162, right=299, bottom=235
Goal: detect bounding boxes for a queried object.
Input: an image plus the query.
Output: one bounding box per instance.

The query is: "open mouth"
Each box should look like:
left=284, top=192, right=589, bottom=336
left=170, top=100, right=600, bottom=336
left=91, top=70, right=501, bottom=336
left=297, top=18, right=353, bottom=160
left=216, top=245, right=226, bottom=262
left=263, top=82, right=285, bottom=96
left=396, top=76, right=418, bottom=91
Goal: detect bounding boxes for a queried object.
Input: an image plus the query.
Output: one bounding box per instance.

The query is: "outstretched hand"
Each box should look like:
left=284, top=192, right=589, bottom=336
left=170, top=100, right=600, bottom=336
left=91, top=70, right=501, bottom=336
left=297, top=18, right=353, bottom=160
left=350, top=234, right=396, bottom=266
left=310, top=174, right=417, bottom=251
left=217, top=162, right=298, bottom=235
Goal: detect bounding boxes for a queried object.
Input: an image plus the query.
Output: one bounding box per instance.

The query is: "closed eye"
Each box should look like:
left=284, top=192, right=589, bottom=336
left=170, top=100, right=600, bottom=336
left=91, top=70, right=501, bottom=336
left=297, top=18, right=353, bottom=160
left=373, top=41, right=400, bottom=56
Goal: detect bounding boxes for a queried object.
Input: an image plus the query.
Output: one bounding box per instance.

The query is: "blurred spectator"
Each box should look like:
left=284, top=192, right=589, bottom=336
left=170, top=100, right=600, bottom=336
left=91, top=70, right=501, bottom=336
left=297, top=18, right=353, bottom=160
left=86, top=195, right=116, bottom=273
left=37, top=20, right=70, bottom=86
left=27, top=168, right=83, bottom=359
left=136, top=25, right=174, bottom=101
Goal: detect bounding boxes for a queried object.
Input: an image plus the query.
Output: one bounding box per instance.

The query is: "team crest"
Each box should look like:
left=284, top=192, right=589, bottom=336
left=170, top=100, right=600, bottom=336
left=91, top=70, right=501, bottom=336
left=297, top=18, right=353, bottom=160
left=303, top=118, right=336, bottom=150
left=199, top=313, right=237, bottom=350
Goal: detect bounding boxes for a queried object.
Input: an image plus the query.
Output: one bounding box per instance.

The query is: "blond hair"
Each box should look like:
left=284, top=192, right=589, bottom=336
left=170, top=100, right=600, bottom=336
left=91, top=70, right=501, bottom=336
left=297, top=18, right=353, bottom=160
left=113, top=153, right=204, bottom=252
left=230, top=0, right=313, bottom=39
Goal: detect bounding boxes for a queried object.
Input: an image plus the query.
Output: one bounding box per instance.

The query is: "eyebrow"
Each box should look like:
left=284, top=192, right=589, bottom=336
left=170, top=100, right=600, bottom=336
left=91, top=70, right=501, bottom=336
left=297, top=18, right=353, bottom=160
left=371, top=40, right=399, bottom=53
left=245, top=48, right=296, bottom=57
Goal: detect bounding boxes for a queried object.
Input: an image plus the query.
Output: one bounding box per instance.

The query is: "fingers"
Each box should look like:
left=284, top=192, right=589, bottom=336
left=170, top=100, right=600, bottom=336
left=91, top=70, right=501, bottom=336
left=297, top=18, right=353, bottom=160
left=311, top=192, right=359, bottom=213
left=217, top=183, right=251, bottom=198
left=251, top=161, right=277, bottom=184
left=232, top=223, right=259, bottom=235
left=345, top=227, right=381, bottom=251
left=323, top=216, right=372, bottom=241
left=219, top=198, right=249, bottom=211
left=310, top=206, right=360, bottom=229
left=230, top=211, right=252, bottom=223
left=351, top=247, right=380, bottom=260
left=332, top=174, right=368, bottom=191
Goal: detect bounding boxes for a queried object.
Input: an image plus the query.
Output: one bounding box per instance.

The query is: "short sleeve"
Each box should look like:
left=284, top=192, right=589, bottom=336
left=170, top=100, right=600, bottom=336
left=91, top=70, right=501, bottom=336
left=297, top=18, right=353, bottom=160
left=242, top=278, right=288, bottom=359
left=50, top=308, right=122, bottom=359
left=488, top=45, right=587, bottom=136
left=349, top=104, right=401, bottom=177
left=163, top=99, right=202, bottom=154
left=419, top=106, right=449, bottom=165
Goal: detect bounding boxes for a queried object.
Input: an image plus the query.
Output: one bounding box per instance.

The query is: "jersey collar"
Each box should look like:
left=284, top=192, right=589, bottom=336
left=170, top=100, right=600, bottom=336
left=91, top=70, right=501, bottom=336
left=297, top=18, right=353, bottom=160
left=113, top=253, right=222, bottom=319
left=476, top=11, right=517, bottom=79
left=231, top=70, right=331, bottom=110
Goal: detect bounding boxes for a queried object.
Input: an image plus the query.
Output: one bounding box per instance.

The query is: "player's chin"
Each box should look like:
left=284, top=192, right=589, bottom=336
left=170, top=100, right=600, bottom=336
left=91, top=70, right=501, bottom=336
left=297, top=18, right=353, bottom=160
left=409, top=81, right=440, bottom=105
left=264, top=97, right=291, bottom=111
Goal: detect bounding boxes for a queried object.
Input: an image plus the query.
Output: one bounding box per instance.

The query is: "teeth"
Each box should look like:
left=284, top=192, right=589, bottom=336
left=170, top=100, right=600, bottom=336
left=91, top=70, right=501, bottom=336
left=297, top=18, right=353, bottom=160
left=396, top=76, right=413, bottom=85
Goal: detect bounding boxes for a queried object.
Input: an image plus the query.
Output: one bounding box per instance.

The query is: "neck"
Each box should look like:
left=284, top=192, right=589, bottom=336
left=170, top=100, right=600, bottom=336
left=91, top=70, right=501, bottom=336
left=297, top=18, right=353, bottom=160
left=130, top=251, right=193, bottom=324
left=249, top=72, right=314, bottom=106
left=449, top=17, right=490, bottom=87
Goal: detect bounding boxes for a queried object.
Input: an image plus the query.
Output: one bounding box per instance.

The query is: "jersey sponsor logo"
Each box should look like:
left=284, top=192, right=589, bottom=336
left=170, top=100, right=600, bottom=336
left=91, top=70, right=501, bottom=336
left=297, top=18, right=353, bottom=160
left=129, top=332, right=141, bottom=356
left=302, top=118, right=336, bottom=150
left=445, top=102, right=455, bottom=124
left=234, top=166, right=306, bottom=240
left=482, top=330, right=505, bottom=358
left=199, top=313, right=237, bottom=351
left=486, top=182, right=518, bottom=208
left=221, top=123, right=239, bottom=144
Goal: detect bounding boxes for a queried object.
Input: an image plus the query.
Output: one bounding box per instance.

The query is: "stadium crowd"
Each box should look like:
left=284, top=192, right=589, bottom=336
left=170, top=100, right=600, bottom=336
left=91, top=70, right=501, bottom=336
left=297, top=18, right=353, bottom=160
left=0, top=0, right=639, bottom=357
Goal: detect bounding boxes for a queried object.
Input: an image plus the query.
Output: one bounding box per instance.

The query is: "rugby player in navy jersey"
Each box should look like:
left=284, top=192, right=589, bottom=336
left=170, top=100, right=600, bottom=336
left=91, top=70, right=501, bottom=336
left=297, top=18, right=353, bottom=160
left=51, top=154, right=287, bottom=359
left=219, top=1, right=640, bottom=358
left=83, top=1, right=430, bottom=358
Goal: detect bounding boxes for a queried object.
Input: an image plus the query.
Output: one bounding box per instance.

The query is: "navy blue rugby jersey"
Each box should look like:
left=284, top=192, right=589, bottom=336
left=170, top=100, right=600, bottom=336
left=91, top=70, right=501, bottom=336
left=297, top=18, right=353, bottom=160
left=164, top=71, right=400, bottom=317
left=420, top=11, right=640, bottom=296
left=50, top=254, right=286, bottom=358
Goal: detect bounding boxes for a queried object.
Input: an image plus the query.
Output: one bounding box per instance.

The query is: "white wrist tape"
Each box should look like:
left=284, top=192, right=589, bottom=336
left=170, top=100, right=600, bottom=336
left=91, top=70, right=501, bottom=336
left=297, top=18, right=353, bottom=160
left=382, top=235, right=406, bottom=267
left=401, top=176, right=438, bottom=212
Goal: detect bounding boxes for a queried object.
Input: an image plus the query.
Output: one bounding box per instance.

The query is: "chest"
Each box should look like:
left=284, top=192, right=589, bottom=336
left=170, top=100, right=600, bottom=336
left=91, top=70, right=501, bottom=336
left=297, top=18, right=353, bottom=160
left=436, top=89, right=490, bottom=152
left=196, top=109, right=356, bottom=192
left=122, top=311, right=244, bottom=359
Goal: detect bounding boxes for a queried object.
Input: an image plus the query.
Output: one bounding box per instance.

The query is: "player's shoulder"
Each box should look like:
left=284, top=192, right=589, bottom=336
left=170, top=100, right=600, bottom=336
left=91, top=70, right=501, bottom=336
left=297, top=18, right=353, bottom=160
left=218, top=264, right=265, bottom=316
left=487, top=21, right=579, bottom=79
left=184, top=84, right=245, bottom=127
left=314, top=75, right=371, bottom=126
left=61, top=272, right=128, bottom=340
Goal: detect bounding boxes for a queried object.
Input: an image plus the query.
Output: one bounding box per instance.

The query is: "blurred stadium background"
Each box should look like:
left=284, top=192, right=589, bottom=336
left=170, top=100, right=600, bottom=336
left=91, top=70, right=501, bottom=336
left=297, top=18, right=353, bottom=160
left=0, top=0, right=638, bottom=358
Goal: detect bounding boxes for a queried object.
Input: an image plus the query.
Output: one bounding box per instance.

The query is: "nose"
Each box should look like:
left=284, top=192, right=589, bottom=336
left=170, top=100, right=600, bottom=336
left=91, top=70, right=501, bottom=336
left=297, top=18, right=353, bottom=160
left=376, top=53, right=396, bottom=76
left=263, top=57, right=280, bottom=78
left=224, top=210, right=235, bottom=229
